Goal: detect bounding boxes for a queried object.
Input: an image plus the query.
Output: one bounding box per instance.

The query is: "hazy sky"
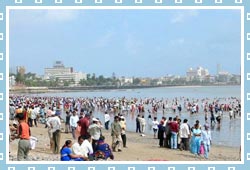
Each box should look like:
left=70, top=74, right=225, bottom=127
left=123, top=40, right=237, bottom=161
left=9, top=9, right=241, bottom=77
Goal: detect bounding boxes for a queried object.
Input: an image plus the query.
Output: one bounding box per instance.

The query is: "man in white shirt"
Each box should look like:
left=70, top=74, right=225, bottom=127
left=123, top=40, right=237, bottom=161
left=81, top=134, right=94, bottom=159
left=70, top=110, right=79, bottom=140
left=72, top=136, right=84, bottom=155
left=88, top=118, right=102, bottom=151
left=179, top=119, right=190, bottom=151
left=139, top=115, right=146, bottom=137
left=31, top=106, right=38, bottom=127
left=104, top=112, right=110, bottom=130
left=46, top=113, right=61, bottom=154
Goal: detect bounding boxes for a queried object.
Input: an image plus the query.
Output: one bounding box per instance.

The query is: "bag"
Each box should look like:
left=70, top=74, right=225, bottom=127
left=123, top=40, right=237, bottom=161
left=94, top=150, right=106, bottom=160
left=29, top=136, right=38, bottom=150
left=199, top=143, right=205, bottom=155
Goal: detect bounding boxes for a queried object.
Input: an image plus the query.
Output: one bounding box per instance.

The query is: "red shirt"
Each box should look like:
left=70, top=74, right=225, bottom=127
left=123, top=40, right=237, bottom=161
left=18, top=122, right=30, bottom=140
left=170, top=121, right=179, bottom=133
left=79, top=117, right=90, bottom=136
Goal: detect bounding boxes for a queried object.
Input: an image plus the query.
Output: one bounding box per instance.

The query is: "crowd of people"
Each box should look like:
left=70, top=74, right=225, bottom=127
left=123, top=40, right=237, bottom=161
left=151, top=115, right=212, bottom=159
left=9, top=95, right=240, bottom=161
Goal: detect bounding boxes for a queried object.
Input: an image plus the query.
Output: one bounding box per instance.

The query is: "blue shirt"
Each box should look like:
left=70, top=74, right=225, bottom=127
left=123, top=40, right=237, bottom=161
left=61, top=147, right=84, bottom=161
left=95, top=141, right=112, bottom=159
left=61, top=147, right=71, bottom=161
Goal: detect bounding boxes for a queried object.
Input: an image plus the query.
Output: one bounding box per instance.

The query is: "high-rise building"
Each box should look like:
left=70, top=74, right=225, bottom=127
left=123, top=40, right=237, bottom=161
left=217, top=64, right=221, bottom=75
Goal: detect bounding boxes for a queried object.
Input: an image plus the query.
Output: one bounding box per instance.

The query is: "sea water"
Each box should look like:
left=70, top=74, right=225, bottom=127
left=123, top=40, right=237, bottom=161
left=31, top=85, right=241, bottom=147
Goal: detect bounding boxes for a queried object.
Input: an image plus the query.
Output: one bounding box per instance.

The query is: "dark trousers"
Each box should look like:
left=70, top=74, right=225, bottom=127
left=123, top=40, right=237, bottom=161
left=71, top=126, right=76, bottom=139
left=180, top=138, right=190, bottom=150
left=136, top=123, right=141, bottom=133
left=105, top=121, right=109, bottom=130
left=29, top=118, right=37, bottom=127
left=32, top=119, right=37, bottom=127
left=158, top=130, right=164, bottom=147
left=121, top=134, right=127, bottom=147
left=28, top=118, right=32, bottom=127
left=92, top=139, right=98, bottom=152
left=166, top=134, right=172, bottom=148
left=52, top=130, right=61, bottom=154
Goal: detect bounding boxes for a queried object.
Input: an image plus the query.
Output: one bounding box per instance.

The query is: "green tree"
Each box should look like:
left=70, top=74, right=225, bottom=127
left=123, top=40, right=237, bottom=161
left=63, top=81, right=70, bottom=86
left=15, top=72, right=25, bottom=84
left=133, top=78, right=141, bottom=85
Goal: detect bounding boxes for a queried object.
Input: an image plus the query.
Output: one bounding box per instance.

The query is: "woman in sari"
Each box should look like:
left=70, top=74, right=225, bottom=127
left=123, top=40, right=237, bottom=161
left=190, top=123, right=201, bottom=156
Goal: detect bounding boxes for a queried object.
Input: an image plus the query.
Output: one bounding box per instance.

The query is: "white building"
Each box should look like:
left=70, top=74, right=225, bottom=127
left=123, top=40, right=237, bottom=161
left=9, top=75, right=16, bottom=87
left=44, top=61, right=73, bottom=79
left=44, top=61, right=86, bottom=85
left=119, top=76, right=133, bottom=86
left=186, top=66, right=209, bottom=81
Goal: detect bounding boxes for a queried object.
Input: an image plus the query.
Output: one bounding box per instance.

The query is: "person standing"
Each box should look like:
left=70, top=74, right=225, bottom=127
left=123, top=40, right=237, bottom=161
left=165, top=117, right=172, bottom=148
left=65, top=111, right=71, bottom=134
left=30, top=106, right=38, bottom=127
left=229, top=108, right=233, bottom=120
left=140, top=115, right=146, bottom=137
left=88, top=118, right=102, bottom=152
left=46, top=112, right=61, bottom=154
left=152, top=117, right=159, bottom=139
left=157, top=120, right=165, bottom=147
left=27, top=106, right=33, bottom=127
left=201, top=125, right=212, bottom=159
left=104, top=112, right=110, bottom=130
left=190, top=123, right=202, bottom=156
left=70, top=110, right=79, bottom=140
left=79, top=113, right=90, bottom=137
left=179, top=119, right=190, bottom=151
left=111, top=116, right=122, bottom=152
left=136, top=114, right=141, bottom=133
left=15, top=113, right=31, bottom=161
left=120, top=116, right=127, bottom=148
left=170, top=117, right=179, bottom=149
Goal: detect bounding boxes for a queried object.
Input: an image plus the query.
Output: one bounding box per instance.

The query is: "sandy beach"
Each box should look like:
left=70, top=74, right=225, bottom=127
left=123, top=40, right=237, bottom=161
left=9, top=122, right=240, bottom=162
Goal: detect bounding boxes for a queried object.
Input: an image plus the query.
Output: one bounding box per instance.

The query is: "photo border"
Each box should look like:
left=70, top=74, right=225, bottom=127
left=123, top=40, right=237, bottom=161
left=0, top=0, right=249, bottom=169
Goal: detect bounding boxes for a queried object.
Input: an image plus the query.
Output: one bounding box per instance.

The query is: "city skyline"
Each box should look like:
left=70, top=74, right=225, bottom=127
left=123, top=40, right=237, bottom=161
left=9, top=62, right=234, bottom=78
left=10, top=9, right=241, bottom=77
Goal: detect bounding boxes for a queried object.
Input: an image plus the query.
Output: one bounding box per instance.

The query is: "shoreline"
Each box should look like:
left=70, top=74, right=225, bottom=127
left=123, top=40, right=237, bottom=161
left=9, top=84, right=241, bottom=94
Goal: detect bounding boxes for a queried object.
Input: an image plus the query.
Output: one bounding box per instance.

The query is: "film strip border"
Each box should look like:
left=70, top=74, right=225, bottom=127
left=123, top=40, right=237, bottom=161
left=0, top=0, right=249, bottom=170
left=1, top=0, right=247, bottom=5
left=1, top=167, right=244, bottom=170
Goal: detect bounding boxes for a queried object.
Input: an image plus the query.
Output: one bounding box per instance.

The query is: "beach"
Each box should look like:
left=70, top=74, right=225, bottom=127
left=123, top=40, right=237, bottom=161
left=9, top=122, right=240, bottom=161
left=8, top=86, right=241, bottom=161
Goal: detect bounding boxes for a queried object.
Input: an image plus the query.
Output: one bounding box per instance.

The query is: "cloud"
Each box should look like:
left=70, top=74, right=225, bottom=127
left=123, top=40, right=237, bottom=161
left=94, top=30, right=116, bottom=48
left=43, top=10, right=80, bottom=22
left=169, top=38, right=185, bottom=46
left=10, top=9, right=81, bottom=27
left=171, top=10, right=199, bottom=24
